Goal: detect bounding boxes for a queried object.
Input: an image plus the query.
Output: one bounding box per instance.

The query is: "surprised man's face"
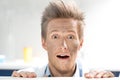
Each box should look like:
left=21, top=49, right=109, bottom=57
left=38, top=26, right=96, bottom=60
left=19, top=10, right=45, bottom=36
left=42, top=18, right=83, bottom=74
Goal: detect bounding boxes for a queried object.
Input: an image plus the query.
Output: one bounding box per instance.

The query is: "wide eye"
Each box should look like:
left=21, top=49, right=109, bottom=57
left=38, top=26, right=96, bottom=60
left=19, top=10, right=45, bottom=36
left=52, top=34, right=59, bottom=39
left=67, top=35, right=74, bottom=39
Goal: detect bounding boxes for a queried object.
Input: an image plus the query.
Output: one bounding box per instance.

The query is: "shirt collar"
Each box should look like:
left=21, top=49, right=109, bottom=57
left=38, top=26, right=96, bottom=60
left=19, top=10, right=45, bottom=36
left=44, top=64, right=51, bottom=77
left=73, top=62, right=82, bottom=77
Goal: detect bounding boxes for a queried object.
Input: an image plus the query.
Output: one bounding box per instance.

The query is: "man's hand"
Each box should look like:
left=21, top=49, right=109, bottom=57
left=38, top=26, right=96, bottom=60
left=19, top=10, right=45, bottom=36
left=11, top=71, right=37, bottom=78
left=84, top=70, right=114, bottom=78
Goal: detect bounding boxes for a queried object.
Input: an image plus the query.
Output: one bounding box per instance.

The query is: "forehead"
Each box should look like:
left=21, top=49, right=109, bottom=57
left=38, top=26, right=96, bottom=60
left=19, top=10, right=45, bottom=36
left=47, top=18, right=78, bottom=32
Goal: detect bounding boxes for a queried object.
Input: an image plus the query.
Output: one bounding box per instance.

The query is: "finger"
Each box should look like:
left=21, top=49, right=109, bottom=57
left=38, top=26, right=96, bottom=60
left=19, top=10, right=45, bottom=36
left=84, top=70, right=98, bottom=78
left=94, top=71, right=106, bottom=78
left=26, top=72, right=37, bottom=78
left=89, top=70, right=98, bottom=78
left=31, top=72, right=37, bottom=78
left=11, top=71, right=17, bottom=77
left=84, top=73, right=91, bottom=78
left=12, top=71, right=21, bottom=77
left=102, top=71, right=115, bottom=78
left=19, top=71, right=28, bottom=78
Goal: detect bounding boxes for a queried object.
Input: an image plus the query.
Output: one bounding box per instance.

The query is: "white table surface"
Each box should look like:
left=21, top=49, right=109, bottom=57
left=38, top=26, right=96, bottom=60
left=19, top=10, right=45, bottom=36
left=0, top=77, right=119, bottom=80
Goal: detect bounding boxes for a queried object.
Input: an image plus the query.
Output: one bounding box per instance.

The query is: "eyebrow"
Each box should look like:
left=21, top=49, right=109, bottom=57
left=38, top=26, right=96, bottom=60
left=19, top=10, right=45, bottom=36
left=49, top=30, right=59, bottom=34
left=48, top=30, right=59, bottom=35
left=67, top=30, right=76, bottom=33
left=50, top=30, right=59, bottom=32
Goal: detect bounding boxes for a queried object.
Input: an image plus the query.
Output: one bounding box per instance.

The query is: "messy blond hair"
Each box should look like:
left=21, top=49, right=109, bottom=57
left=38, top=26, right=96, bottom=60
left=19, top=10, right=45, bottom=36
left=41, top=0, right=84, bottom=40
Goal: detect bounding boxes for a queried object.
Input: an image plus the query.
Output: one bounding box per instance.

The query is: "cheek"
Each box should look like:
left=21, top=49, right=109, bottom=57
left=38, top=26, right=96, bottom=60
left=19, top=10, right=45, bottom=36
left=46, top=40, right=59, bottom=53
left=67, top=40, right=79, bottom=53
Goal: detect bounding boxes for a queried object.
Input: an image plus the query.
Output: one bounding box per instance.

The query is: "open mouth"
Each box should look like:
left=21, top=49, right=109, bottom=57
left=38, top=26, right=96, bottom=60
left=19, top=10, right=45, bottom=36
left=57, top=55, right=69, bottom=59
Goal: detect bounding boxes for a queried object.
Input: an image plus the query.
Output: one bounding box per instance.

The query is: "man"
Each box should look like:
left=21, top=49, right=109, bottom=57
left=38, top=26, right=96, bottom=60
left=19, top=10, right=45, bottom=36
left=12, top=0, right=114, bottom=78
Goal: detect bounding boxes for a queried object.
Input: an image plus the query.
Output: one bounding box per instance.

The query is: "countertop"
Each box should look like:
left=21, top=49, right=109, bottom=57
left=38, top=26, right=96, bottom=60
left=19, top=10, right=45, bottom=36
left=0, top=77, right=119, bottom=80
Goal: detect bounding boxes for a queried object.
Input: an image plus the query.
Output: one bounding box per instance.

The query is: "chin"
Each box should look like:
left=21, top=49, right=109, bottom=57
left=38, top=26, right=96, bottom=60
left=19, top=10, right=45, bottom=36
left=59, top=65, right=71, bottom=71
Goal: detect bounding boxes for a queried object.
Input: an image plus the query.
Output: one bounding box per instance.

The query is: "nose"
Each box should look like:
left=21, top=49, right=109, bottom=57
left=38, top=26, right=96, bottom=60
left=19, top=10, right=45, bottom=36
left=60, top=39, right=68, bottom=50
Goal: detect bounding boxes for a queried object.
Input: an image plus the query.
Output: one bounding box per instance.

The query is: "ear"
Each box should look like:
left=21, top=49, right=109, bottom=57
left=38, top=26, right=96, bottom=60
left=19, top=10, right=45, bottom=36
left=42, top=38, right=47, bottom=50
left=78, top=39, right=84, bottom=50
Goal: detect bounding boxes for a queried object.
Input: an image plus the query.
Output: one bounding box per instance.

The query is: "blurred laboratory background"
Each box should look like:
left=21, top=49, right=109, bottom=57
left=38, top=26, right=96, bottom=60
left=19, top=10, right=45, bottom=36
left=0, top=0, right=120, bottom=76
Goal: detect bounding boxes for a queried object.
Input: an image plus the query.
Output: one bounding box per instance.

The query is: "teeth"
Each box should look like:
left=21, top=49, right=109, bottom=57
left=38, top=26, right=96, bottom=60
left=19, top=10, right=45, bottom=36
left=60, top=55, right=66, bottom=56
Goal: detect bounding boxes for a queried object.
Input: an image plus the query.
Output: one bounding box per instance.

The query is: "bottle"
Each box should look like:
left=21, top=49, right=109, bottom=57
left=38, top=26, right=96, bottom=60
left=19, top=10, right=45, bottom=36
left=23, top=47, right=32, bottom=63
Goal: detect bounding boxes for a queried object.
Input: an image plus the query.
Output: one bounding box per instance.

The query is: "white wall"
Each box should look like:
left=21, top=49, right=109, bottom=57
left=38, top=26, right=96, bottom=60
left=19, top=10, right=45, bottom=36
left=83, top=0, right=120, bottom=70
left=0, top=0, right=49, bottom=60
